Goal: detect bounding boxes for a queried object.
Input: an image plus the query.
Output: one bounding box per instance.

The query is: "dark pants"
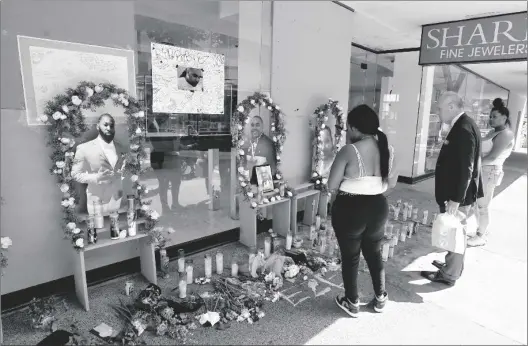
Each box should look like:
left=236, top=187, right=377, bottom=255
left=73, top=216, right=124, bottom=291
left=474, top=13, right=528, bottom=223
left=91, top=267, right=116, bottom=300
left=331, top=193, right=389, bottom=302
left=437, top=204, right=468, bottom=282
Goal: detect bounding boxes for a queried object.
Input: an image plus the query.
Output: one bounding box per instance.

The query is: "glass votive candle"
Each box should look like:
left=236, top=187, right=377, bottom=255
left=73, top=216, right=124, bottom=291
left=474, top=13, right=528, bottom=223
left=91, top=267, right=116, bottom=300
left=231, top=259, right=239, bottom=277
left=178, top=273, right=187, bottom=299
left=204, top=254, right=212, bottom=278
left=177, top=249, right=185, bottom=273
left=216, top=251, right=224, bottom=275
left=185, top=259, right=193, bottom=284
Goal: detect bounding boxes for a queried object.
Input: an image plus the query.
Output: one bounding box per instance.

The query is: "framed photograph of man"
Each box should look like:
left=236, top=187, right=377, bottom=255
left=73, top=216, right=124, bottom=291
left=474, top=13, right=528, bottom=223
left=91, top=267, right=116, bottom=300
left=255, top=164, right=274, bottom=193
left=242, top=115, right=277, bottom=177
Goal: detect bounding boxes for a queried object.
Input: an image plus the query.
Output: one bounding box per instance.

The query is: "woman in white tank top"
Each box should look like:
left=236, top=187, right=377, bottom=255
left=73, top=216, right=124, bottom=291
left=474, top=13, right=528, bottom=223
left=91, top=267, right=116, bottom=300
left=468, top=98, right=514, bottom=247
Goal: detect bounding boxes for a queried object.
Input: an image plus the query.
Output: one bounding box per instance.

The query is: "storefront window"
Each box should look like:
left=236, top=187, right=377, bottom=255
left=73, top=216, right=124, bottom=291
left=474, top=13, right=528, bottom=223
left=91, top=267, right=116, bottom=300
left=414, top=64, right=509, bottom=176
left=132, top=1, right=270, bottom=245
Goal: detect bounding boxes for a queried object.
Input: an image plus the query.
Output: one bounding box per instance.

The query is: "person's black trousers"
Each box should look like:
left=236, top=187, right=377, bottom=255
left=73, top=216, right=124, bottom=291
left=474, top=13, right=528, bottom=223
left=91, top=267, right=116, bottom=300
left=331, top=193, right=389, bottom=302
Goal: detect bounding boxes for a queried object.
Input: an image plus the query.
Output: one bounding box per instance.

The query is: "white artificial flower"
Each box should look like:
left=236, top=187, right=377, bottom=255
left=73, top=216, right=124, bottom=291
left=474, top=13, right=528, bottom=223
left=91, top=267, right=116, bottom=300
left=241, top=182, right=247, bottom=187
left=316, top=180, right=321, bottom=184
left=52, top=112, right=62, bottom=120
left=150, top=211, right=160, bottom=220
left=238, top=176, right=245, bottom=182
left=276, top=174, right=281, bottom=180
left=75, top=238, right=84, bottom=248
left=270, top=197, right=276, bottom=202
left=39, top=114, right=48, bottom=122
left=263, top=198, right=269, bottom=204
left=312, top=172, right=318, bottom=177
left=251, top=202, right=258, bottom=208
left=135, top=127, right=142, bottom=134
left=71, top=96, right=82, bottom=106
left=275, top=106, right=280, bottom=111
left=324, top=116, right=329, bottom=121
left=56, top=169, right=62, bottom=174
left=287, top=191, right=293, bottom=197
left=60, top=184, right=69, bottom=193
left=130, top=144, right=140, bottom=151
left=239, top=140, right=245, bottom=146
left=142, top=204, right=150, bottom=211
left=337, top=105, right=343, bottom=111
left=250, top=99, right=256, bottom=105
left=238, top=167, right=245, bottom=174
left=269, top=98, right=273, bottom=103
left=322, top=178, right=328, bottom=184
left=137, top=185, right=142, bottom=190
left=247, top=192, right=253, bottom=197
left=276, top=155, right=280, bottom=160
left=85, top=87, right=94, bottom=97
left=130, top=175, right=139, bottom=182
left=61, top=200, right=70, bottom=207
left=144, top=188, right=149, bottom=193
left=122, top=99, right=129, bottom=107
left=56, top=161, right=65, bottom=168
left=1, top=237, right=12, bottom=249
left=239, top=149, right=245, bottom=156
left=245, top=118, right=250, bottom=124
left=137, top=111, right=145, bottom=118
left=237, top=124, right=243, bottom=131
left=61, top=138, right=70, bottom=144
left=273, top=136, right=277, bottom=142
left=72, top=228, right=81, bottom=234
left=267, top=106, right=272, bottom=110
left=94, top=85, right=104, bottom=93
left=111, top=93, right=118, bottom=99
left=321, top=124, right=326, bottom=129
left=118, top=93, right=125, bottom=100
left=280, top=145, right=284, bottom=150
left=60, top=114, right=67, bottom=120
left=329, top=98, right=334, bottom=102
left=319, top=111, right=324, bottom=115
left=67, top=222, right=76, bottom=230
left=62, top=105, right=69, bottom=114
left=237, top=106, right=244, bottom=113
left=271, top=127, right=276, bottom=131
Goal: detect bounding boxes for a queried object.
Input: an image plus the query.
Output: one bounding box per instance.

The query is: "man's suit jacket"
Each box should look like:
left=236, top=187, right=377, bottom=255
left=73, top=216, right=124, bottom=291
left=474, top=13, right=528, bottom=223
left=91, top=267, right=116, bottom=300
left=435, top=113, right=484, bottom=207
left=71, top=138, right=126, bottom=212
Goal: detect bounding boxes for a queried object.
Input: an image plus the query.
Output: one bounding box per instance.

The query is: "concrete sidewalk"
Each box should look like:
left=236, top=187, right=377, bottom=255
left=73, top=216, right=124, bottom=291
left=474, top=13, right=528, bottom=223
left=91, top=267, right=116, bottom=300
left=2, top=160, right=526, bottom=345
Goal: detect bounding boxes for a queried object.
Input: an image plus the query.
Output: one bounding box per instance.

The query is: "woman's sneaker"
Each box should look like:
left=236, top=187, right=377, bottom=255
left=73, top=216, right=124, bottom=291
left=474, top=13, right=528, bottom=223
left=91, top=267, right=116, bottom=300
left=369, top=292, right=388, bottom=313
left=335, top=295, right=360, bottom=317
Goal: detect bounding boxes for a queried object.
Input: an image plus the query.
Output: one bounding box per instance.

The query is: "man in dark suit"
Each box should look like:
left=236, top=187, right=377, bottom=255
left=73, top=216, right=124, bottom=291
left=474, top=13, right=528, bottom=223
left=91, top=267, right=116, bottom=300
left=421, top=91, right=484, bottom=286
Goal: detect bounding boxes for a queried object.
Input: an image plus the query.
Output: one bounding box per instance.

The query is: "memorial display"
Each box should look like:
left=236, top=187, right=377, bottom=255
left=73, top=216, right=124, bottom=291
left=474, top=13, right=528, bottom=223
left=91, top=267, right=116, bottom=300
left=309, top=99, right=346, bottom=192
left=151, top=43, right=225, bottom=114
left=232, top=92, right=294, bottom=210
left=40, top=81, right=163, bottom=249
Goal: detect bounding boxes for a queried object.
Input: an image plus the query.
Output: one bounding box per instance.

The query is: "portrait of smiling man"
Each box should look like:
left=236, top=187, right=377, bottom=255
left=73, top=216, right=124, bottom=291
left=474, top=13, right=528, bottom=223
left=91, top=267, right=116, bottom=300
left=71, top=113, right=127, bottom=214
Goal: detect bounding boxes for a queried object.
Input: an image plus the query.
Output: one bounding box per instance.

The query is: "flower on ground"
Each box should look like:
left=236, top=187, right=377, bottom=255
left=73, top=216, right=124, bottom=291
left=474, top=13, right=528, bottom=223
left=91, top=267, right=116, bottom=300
left=75, top=238, right=84, bottom=248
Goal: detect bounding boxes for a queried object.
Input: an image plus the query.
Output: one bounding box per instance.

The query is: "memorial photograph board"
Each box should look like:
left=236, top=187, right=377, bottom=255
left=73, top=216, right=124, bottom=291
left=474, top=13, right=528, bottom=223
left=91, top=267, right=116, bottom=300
left=151, top=43, right=225, bottom=114
left=17, top=36, right=136, bottom=126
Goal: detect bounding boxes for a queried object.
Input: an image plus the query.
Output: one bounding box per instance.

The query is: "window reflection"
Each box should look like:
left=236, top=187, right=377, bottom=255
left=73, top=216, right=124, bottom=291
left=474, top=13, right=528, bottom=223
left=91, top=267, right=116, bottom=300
left=418, top=64, right=509, bottom=175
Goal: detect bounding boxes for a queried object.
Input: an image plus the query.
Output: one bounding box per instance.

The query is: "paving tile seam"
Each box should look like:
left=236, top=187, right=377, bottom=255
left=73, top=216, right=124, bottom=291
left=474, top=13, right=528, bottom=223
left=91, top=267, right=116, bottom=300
left=475, top=247, right=528, bottom=264
left=384, top=272, right=525, bottom=345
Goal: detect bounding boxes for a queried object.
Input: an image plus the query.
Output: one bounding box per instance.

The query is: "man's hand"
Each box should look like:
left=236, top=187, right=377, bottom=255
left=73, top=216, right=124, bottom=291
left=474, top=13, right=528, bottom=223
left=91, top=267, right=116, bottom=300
left=445, top=200, right=460, bottom=215
left=96, top=167, right=114, bottom=184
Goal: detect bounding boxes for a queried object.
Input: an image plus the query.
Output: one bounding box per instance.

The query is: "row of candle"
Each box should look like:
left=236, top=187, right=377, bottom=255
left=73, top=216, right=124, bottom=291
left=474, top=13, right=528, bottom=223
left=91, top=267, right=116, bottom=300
left=393, top=199, right=438, bottom=226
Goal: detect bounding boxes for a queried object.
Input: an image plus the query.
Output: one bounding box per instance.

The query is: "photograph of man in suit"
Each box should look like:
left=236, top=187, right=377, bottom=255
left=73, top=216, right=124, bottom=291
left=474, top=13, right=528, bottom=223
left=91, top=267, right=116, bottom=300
left=421, top=91, right=484, bottom=286
left=244, top=115, right=276, bottom=176
left=71, top=113, right=126, bottom=214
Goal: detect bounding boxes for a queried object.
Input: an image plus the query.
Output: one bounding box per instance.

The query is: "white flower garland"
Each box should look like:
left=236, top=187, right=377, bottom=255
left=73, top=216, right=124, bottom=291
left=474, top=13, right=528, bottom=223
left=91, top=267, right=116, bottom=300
left=231, top=92, right=295, bottom=209
left=42, top=81, right=162, bottom=250
left=310, top=99, right=346, bottom=192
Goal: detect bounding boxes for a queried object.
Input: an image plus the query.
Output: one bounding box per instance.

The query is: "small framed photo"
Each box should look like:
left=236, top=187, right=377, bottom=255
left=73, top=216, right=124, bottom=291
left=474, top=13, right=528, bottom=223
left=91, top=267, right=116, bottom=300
left=254, top=164, right=274, bottom=192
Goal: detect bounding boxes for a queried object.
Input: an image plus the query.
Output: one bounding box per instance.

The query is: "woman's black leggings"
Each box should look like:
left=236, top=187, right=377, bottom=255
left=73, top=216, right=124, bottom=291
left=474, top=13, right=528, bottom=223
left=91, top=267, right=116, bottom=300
left=331, top=192, right=389, bottom=302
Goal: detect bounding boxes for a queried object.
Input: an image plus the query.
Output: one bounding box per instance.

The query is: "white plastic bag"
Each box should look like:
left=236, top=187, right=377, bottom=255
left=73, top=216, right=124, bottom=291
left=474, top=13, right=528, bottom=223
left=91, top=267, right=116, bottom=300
left=431, top=213, right=465, bottom=254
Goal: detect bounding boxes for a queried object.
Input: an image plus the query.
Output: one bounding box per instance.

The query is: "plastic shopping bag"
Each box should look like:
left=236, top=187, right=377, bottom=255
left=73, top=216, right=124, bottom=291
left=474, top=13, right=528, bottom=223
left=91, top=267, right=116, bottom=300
left=431, top=212, right=466, bottom=254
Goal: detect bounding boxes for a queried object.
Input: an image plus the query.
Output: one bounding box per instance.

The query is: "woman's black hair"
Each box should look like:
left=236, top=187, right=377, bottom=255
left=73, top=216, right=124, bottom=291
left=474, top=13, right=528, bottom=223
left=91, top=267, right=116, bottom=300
left=347, top=104, right=390, bottom=182
left=492, top=98, right=511, bottom=126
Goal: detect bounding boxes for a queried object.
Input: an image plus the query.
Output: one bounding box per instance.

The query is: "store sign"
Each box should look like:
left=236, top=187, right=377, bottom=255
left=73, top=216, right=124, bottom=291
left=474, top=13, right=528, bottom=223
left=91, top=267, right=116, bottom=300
left=419, top=12, right=528, bottom=65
